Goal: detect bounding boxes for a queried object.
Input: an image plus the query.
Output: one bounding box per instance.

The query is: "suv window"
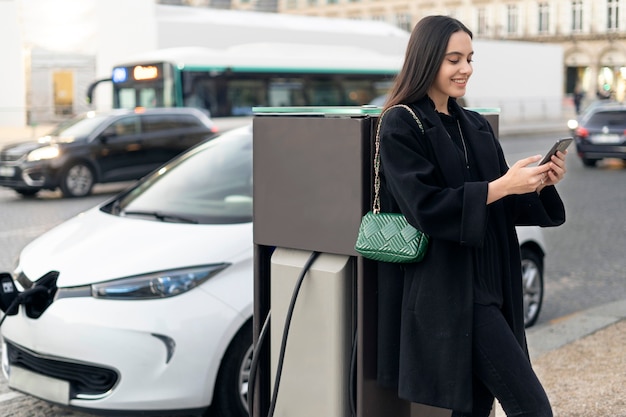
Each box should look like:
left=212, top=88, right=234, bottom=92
left=142, top=114, right=202, bottom=133
left=586, top=110, right=626, bottom=128
left=110, top=116, right=140, bottom=136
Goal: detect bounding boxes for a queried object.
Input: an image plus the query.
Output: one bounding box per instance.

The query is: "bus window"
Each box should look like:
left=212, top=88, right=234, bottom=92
left=342, top=80, right=377, bottom=105
left=182, top=76, right=216, bottom=116
left=307, top=80, right=342, bottom=106
left=228, top=80, right=266, bottom=116
left=139, top=88, right=158, bottom=108
left=373, top=80, right=394, bottom=101
left=268, top=79, right=306, bottom=107
left=118, top=88, right=137, bottom=109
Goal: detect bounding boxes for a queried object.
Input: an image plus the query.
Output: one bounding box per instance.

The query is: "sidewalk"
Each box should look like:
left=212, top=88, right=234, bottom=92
left=494, top=300, right=626, bottom=416
left=0, top=124, right=55, bottom=146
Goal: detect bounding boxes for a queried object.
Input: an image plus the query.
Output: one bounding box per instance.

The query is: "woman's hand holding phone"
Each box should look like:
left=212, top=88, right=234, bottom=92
left=536, top=138, right=571, bottom=191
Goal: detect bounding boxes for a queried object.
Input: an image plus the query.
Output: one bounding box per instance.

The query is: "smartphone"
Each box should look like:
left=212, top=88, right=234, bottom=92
left=538, top=138, right=573, bottom=165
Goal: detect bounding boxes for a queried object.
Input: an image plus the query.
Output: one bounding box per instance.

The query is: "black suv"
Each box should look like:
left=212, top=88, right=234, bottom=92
left=570, top=102, right=626, bottom=167
left=0, top=107, right=218, bottom=197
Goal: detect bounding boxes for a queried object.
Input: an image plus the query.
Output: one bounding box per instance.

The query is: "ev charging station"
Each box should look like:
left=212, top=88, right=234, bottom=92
left=252, top=107, right=499, bottom=417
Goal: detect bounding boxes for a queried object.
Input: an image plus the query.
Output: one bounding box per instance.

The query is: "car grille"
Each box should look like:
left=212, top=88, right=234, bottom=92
left=0, top=153, right=21, bottom=162
left=6, top=341, right=118, bottom=397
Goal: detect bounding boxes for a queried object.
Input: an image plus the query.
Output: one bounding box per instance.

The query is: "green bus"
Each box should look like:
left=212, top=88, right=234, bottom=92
left=90, top=43, right=402, bottom=118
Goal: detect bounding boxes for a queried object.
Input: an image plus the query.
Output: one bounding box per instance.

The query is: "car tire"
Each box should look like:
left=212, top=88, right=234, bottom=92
left=581, top=157, right=598, bottom=167
left=209, top=320, right=252, bottom=417
left=59, top=162, right=95, bottom=197
left=521, top=247, right=544, bottom=328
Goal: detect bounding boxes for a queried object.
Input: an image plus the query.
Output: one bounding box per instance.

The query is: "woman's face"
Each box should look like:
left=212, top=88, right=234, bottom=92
left=428, top=30, right=474, bottom=106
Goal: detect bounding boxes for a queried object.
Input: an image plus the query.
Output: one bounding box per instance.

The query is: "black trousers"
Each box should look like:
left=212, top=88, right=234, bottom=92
left=451, top=304, right=553, bottom=417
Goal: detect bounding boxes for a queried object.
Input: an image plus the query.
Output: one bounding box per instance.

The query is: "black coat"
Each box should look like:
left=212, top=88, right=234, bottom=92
left=375, top=97, right=565, bottom=412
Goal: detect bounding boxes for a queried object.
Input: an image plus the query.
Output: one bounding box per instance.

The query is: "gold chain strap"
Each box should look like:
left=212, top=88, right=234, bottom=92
left=372, top=104, right=425, bottom=214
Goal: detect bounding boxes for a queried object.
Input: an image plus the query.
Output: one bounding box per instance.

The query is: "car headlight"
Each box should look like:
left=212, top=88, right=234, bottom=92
left=91, top=263, right=230, bottom=300
left=27, top=145, right=60, bottom=161
left=567, top=119, right=579, bottom=130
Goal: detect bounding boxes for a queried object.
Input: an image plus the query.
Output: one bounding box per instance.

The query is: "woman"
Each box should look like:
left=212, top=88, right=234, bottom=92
left=376, top=16, right=566, bottom=417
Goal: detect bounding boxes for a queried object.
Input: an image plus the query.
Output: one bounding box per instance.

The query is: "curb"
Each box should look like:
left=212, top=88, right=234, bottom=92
left=526, top=298, right=626, bottom=359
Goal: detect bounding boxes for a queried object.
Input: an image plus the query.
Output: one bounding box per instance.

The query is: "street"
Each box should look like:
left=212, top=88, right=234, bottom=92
left=500, top=131, right=626, bottom=322
left=0, top=129, right=625, bottom=416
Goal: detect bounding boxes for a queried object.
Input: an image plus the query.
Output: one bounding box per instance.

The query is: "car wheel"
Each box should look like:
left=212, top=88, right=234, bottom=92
left=15, top=188, right=39, bottom=197
left=209, top=320, right=252, bottom=417
left=581, top=157, right=598, bottom=167
left=521, top=248, right=544, bottom=328
left=59, top=162, right=95, bottom=197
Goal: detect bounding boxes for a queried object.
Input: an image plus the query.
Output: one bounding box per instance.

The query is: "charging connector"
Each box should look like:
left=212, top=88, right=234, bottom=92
left=0, top=271, right=59, bottom=328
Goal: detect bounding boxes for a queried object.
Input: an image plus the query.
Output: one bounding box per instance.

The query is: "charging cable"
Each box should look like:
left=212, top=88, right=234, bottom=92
left=247, top=250, right=320, bottom=417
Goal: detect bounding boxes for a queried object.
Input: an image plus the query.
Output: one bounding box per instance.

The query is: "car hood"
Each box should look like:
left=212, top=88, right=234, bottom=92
left=1, top=136, right=83, bottom=154
left=18, top=207, right=253, bottom=288
left=1, top=141, right=48, bottom=155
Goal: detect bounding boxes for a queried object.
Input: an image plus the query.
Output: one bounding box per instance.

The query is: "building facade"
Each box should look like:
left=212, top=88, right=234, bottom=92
left=158, top=0, right=278, bottom=12
left=277, top=0, right=626, bottom=103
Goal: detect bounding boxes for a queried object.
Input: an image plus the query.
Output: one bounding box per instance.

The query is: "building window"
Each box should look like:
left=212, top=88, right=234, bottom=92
left=572, top=0, right=583, bottom=32
left=307, top=0, right=317, bottom=5
left=327, top=0, right=338, bottom=4
left=476, top=7, right=487, bottom=36
left=507, top=4, right=518, bottom=34
left=608, top=0, right=620, bottom=30
left=538, top=2, right=550, bottom=33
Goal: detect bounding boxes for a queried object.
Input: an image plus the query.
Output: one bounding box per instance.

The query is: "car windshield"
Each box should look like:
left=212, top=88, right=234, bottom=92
left=585, top=110, right=626, bottom=128
left=106, top=126, right=253, bottom=224
left=48, top=112, right=112, bottom=138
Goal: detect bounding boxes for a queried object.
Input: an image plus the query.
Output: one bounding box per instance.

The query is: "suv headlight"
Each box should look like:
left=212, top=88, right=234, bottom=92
left=27, top=145, right=60, bottom=161
left=91, top=263, right=230, bottom=300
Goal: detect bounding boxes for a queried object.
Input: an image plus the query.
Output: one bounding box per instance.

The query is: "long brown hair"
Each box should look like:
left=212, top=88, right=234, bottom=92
left=383, top=15, right=473, bottom=112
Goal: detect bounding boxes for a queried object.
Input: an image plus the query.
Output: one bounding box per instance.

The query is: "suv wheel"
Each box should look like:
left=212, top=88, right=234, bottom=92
left=209, top=321, right=252, bottom=417
left=521, top=248, right=544, bottom=328
left=59, top=162, right=95, bottom=197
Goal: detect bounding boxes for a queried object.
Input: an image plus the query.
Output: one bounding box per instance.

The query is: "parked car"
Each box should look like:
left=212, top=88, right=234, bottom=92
left=0, top=107, right=218, bottom=197
left=567, top=101, right=626, bottom=167
left=0, top=125, right=546, bottom=417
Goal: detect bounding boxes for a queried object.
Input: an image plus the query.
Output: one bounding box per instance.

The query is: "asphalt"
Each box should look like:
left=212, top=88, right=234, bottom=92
left=1, top=114, right=624, bottom=416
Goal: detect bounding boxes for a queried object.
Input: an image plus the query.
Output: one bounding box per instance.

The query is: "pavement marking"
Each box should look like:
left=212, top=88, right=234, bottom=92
left=0, top=390, right=24, bottom=403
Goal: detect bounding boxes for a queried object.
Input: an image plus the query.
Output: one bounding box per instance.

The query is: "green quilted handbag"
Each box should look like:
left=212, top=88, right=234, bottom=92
left=354, top=105, right=429, bottom=263
left=355, top=210, right=429, bottom=263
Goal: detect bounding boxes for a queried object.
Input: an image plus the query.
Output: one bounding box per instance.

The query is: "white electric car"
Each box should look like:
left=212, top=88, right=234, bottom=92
left=0, top=124, right=546, bottom=417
